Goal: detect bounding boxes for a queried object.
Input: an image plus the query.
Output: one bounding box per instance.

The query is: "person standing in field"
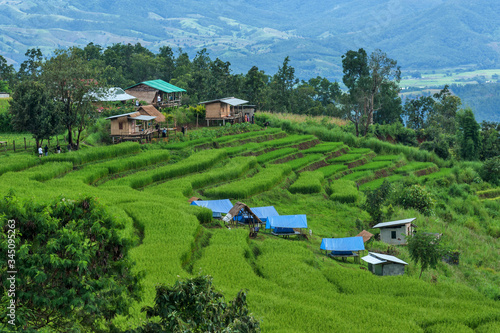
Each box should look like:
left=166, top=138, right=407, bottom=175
left=38, top=146, right=43, bottom=157
left=56, top=144, right=61, bottom=154
left=44, top=145, right=48, bottom=156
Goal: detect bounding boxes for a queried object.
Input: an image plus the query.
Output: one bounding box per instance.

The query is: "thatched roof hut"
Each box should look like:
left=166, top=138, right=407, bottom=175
left=138, top=105, right=166, bottom=123
left=223, top=202, right=262, bottom=224
left=356, top=230, right=374, bottom=243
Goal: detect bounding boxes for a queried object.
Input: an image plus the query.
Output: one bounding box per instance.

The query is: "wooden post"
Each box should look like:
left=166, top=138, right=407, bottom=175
left=13, top=140, right=15, bottom=152
left=24, top=137, right=27, bottom=150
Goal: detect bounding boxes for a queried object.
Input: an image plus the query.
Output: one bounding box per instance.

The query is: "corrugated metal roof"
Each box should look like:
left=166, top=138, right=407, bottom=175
left=361, top=255, right=386, bottom=265
left=372, top=218, right=416, bottom=229
left=320, top=237, right=365, bottom=251
left=199, top=97, right=249, bottom=106
left=87, top=87, right=136, bottom=102
left=105, top=112, right=138, bottom=119
left=366, top=252, right=408, bottom=265
left=127, top=79, right=186, bottom=93
left=130, top=115, right=156, bottom=121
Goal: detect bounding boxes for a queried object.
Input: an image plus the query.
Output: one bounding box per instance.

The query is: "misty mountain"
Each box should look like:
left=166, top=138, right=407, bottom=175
left=0, top=0, right=499, bottom=80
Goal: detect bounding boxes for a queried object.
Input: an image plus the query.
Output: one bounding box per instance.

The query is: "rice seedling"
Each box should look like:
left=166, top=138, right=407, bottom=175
left=394, top=162, right=438, bottom=174
left=0, top=154, right=40, bottom=175
left=223, top=143, right=260, bottom=156
left=328, top=153, right=364, bottom=163
left=340, top=170, right=374, bottom=182
left=329, top=179, right=359, bottom=203
left=372, top=154, right=404, bottom=161
left=44, top=142, right=141, bottom=165
left=289, top=171, right=324, bottom=194
left=256, top=147, right=298, bottom=164
left=259, top=134, right=316, bottom=149
left=351, top=161, right=393, bottom=172
left=316, top=164, right=348, bottom=178
left=203, top=164, right=292, bottom=199
left=347, top=148, right=373, bottom=154
left=18, top=162, right=73, bottom=182
left=105, top=149, right=226, bottom=189
left=301, top=142, right=346, bottom=154
left=284, top=154, right=323, bottom=171
left=360, top=174, right=404, bottom=191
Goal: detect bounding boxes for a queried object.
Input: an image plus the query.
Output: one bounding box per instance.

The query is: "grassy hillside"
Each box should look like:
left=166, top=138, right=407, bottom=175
left=0, top=121, right=499, bottom=332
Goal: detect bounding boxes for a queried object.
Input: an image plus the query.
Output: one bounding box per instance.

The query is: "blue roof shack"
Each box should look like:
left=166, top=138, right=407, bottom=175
left=190, top=199, right=233, bottom=218
left=249, top=206, right=280, bottom=222
left=320, top=236, right=365, bottom=263
left=266, top=215, right=307, bottom=238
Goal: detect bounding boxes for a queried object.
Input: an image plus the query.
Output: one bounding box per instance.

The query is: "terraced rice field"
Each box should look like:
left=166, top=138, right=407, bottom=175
left=1, top=128, right=499, bottom=332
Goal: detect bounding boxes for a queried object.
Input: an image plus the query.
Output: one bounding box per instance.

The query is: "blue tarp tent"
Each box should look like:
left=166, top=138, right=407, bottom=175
left=234, top=206, right=279, bottom=223
left=320, top=236, right=365, bottom=256
left=190, top=199, right=233, bottom=218
left=266, top=214, right=307, bottom=233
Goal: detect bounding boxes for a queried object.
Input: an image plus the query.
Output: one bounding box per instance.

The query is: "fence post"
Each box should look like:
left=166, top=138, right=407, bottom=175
left=24, top=137, right=27, bottom=150
left=13, top=140, right=15, bottom=152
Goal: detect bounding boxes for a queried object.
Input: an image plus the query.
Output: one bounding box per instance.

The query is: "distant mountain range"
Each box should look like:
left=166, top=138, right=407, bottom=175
left=1, top=0, right=499, bottom=80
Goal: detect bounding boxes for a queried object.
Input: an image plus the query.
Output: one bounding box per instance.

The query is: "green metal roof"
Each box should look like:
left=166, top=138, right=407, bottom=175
left=127, top=79, right=186, bottom=93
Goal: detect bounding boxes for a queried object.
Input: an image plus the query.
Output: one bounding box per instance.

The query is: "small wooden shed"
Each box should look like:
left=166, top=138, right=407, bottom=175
left=372, top=218, right=416, bottom=245
left=106, top=111, right=156, bottom=142
left=199, top=97, right=249, bottom=126
left=362, top=252, right=408, bottom=276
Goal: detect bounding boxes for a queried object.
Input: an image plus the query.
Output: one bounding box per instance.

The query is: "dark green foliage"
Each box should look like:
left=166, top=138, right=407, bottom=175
left=362, top=180, right=393, bottom=223
left=407, top=232, right=445, bottom=278
left=481, top=156, right=500, bottom=185
left=397, top=184, right=434, bottom=215
left=9, top=81, right=63, bottom=147
left=130, top=275, right=260, bottom=333
left=0, top=195, right=141, bottom=331
left=456, top=108, right=481, bottom=161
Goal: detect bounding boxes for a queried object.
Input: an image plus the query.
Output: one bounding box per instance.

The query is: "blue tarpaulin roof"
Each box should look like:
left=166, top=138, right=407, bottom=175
left=190, top=199, right=233, bottom=214
left=251, top=206, right=279, bottom=220
left=320, top=237, right=365, bottom=251
left=266, top=215, right=307, bottom=229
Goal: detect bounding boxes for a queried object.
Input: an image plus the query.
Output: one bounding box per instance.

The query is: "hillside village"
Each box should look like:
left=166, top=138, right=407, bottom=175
left=1, top=45, right=500, bottom=332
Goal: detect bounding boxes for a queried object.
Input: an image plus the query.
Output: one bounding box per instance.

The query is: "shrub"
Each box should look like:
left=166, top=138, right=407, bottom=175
left=397, top=184, right=434, bottom=215
left=481, top=156, right=500, bottom=185
left=330, top=179, right=359, bottom=203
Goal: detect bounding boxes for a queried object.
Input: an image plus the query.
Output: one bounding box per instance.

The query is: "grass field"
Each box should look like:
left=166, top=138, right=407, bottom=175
left=1, top=126, right=499, bottom=332
left=400, top=69, right=500, bottom=88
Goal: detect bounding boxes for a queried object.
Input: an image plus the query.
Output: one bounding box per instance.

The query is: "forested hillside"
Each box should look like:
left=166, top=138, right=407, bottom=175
left=1, top=0, right=499, bottom=79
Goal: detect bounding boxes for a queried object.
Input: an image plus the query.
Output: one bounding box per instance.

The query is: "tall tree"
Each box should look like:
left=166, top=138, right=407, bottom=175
left=479, top=121, right=500, bottom=160
left=403, top=95, right=435, bottom=131
left=269, top=56, right=298, bottom=113
left=456, top=107, right=481, bottom=161
left=431, top=85, right=461, bottom=134
left=341, top=48, right=370, bottom=136
left=157, top=45, right=175, bottom=82
left=9, top=81, right=62, bottom=148
left=0, top=55, right=15, bottom=89
left=41, top=48, right=102, bottom=149
left=243, top=66, right=269, bottom=110
left=17, top=48, right=43, bottom=81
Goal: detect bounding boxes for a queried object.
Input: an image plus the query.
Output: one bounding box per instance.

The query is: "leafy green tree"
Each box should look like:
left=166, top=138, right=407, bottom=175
left=307, top=76, right=341, bottom=107
left=374, top=81, right=403, bottom=124
left=269, top=56, right=298, bottom=113
left=129, top=275, right=260, bottom=333
left=0, top=55, right=15, bottom=88
left=41, top=48, right=102, bottom=149
left=403, top=95, right=434, bottom=131
left=430, top=85, right=461, bottom=135
left=243, top=66, right=269, bottom=109
left=407, top=232, right=444, bottom=278
left=0, top=195, right=141, bottom=331
left=17, top=48, right=43, bottom=81
left=456, top=107, right=481, bottom=161
left=9, top=81, right=63, bottom=148
left=479, top=121, right=500, bottom=161
left=157, top=45, right=176, bottom=82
